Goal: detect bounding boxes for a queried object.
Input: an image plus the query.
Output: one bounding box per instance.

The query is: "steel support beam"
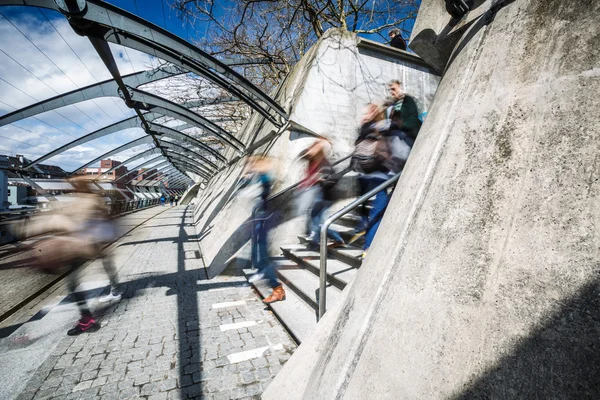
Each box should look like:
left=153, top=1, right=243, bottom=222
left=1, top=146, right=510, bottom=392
left=133, top=167, right=177, bottom=186
left=69, top=135, right=154, bottom=175
left=124, top=160, right=170, bottom=184
left=114, top=156, right=166, bottom=182
left=0, top=65, right=184, bottom=128
left=128, top=87, right=244, bottom=151
left=157, top=140, right=217, bottom=174
left=0, top=0, right=287, bottom=125
left=100, top=147, right=162, bottom=177
left=26, top=114, right=224, bottom=170
left=147, top=122, right=224, bottom=165
left=164, top=155, right=212, bottom=181
left=25, top=116, right=142, bottom=168
left=126, top=162, right=173, bottom=185
left=162, top=151, right=214, bottom=177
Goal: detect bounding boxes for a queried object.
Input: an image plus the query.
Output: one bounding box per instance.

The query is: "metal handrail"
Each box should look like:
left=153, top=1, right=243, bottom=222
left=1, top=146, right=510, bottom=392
left=257, top=153, right=353, bottom=211
left=318, top=172, right=401, bottom=319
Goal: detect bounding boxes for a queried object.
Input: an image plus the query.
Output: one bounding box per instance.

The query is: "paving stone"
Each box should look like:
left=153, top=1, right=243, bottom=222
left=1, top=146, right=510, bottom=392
left=72, top=381, right=93, bottom=392
left=148, top=393, right=169, bottom=400
left=141, top=382, right=159, bottom=396
left=80, top=370, right=98, bottom=382
left=34, top=387, right=56, bottom=399
left=240, top=372, right=256, bottom=385
left=15, top=389, right=37, bottom=400
left=159, top=378, right=177, bottom=392
left=11, top=208, right=297, bottom=400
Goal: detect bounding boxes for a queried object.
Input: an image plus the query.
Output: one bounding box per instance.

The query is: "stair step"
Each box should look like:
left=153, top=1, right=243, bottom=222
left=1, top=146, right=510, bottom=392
left=328, top=246, right=364, bottom=268
left=276, top=267, right=344, bottom=312
left=244, top=268, right=317, bottom=344
left=281, top=245, right=359, bottom=289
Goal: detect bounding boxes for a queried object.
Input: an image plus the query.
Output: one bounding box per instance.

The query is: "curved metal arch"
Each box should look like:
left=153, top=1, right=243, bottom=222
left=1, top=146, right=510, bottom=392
left=144, top=173, right=188, bottom=189
left=139, top=165, right=207, bottom=187
left=0, top=65, right=184, bottom=128
left=142, top=170, right=195, bottom=187
left=132, top=166, right=177, bottom=186
left=169, top=176, right=190, bottom=187
left=69, top=135, right=154, bottom=175
left=146, top=121, right=225, bottom=165
left=129, top=87, right=244, bottom=151
left=100, top=147, right=161, bottom=176
left=163, top=153, right=213, bottom=180
left=162, top=152, right=213, bottom=179
left=26, top=113, right=225, bottom=170
left=113, top=155, right=165, bottom=182
left=125, top=161, right=172, bottom=184
left=77, top=0, right=287, bottom=124
left=157, top=140, right=218, bottom=174
left=164, top=154, right=214, bottom=179
left=0, top=0, right=287, bottom=126
left=25, top=116, right=143, bottom=168
left=131, top=96, right=243, bottom=154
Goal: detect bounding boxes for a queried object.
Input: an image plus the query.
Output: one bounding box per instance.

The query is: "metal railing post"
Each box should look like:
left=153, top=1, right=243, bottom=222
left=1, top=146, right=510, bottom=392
left=318, top=172, right=401, bottom=320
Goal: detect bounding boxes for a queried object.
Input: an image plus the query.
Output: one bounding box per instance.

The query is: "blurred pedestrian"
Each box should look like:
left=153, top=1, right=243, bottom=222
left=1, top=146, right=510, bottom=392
left=160, top=195, right=166, bottom=206
left=169, top=195, right=174, bottom=206
left=26, top=178, right=111, bottom=335
left=299, top=139, right=345, bottom=249
left=241, top=156, right=285, bottom=304
left=175, top=195, right=179, bottom=206
left=387, top=80, right=422, bottom=143
left=351, top=103, right=408, bottom=259
left=388, top=28, right=407, bottom=51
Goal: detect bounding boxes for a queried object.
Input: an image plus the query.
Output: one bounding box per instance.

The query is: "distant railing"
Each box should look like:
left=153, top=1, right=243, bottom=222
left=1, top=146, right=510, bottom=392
left=108, top=198, right=160, bottom=216
left=0, top=198, right=160, bottom=245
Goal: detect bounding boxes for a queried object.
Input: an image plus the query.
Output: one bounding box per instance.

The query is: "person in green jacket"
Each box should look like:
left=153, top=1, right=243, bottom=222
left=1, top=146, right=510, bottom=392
left=387, top=79, right=422, bottom=143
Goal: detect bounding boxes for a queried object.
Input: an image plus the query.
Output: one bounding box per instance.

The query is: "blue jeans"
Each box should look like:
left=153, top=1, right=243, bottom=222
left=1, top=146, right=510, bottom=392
left=359, top=175, right=390, bottom=250
left=251, top=208, right=279, bottom=288
left=309, top=198, right=344, bottom=243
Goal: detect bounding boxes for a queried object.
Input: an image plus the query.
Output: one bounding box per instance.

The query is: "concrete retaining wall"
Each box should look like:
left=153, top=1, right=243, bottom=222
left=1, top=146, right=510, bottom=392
left=191, top=29, right=440, bottom=278
left=264, top=0, right=600, bottom=398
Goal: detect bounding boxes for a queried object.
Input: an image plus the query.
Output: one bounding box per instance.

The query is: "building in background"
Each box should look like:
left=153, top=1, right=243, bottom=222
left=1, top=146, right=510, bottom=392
left=75, top=158, right=129, bottom=181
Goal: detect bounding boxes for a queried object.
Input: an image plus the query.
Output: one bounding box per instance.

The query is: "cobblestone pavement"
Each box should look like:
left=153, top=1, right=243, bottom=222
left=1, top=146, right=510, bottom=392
left=10, top=206, right=296, bottom=400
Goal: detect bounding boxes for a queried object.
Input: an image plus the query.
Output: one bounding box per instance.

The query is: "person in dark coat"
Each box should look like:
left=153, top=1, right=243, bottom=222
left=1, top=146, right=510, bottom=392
left=387, top=79, right=422, bottom=143
left=388, top=28, right=407, bottom=51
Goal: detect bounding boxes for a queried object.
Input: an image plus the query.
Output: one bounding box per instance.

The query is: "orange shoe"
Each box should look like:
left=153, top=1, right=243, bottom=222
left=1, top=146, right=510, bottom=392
left=263, top=285, right=286, bottom=304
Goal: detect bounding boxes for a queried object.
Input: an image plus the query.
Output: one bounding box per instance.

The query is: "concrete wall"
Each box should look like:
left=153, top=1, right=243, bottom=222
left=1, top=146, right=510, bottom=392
left=191, top=29, right=440, bottom=278
left=264, top=0, right=600, bottom=398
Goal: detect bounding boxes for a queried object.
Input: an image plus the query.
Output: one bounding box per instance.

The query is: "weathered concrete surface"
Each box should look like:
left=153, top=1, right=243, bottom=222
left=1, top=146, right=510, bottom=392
left=264, top=0, right=600, bottom=398
left=192, top=30, right=439, bottom=278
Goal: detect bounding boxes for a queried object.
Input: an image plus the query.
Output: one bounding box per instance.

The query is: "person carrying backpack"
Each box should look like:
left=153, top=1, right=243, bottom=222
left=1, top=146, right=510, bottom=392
left=351, top=103, right=409, bottom=259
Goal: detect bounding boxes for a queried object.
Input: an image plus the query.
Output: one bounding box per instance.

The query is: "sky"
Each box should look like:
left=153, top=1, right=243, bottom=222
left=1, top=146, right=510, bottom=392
left=0, top=0, right=417, bottom=173
left=0, top=0, right=209, bottom=174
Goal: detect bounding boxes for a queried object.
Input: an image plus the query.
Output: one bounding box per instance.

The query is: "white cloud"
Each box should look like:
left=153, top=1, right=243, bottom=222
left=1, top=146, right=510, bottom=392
left=0, top=6, right=157, bottom=170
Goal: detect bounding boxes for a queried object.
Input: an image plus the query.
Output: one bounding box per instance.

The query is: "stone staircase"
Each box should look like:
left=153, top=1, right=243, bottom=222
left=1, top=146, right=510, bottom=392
left=246, top=211, right=365, bottom=344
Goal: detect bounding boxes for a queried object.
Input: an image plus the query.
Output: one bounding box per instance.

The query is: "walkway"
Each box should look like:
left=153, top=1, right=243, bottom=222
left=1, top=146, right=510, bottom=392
left=0, top=206, right=295, bottom=400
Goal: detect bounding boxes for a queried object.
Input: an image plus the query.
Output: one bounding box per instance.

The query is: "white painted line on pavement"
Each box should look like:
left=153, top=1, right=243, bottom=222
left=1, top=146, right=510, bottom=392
left=219, top=321, right=257, bottom=332
left=227, top=346, right=269, bottom=364
left=212, top=300, right=246, bottom=309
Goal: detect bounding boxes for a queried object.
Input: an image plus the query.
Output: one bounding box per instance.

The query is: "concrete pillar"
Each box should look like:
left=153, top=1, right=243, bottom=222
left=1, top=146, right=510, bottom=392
left=264, top=0, right=600, bottom=398
left=0, top=170, right=8, bottom=211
